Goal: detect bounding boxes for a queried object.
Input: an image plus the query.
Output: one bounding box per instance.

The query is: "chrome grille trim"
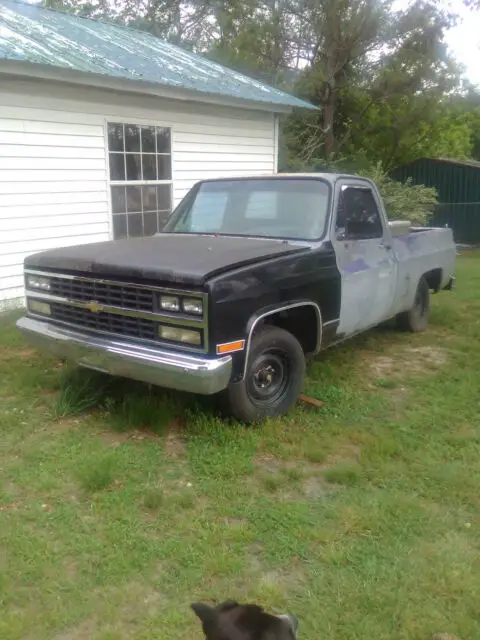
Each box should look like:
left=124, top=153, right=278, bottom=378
left=24, top=269, right=203, bottom=296
left=25, top=269, right=209, bottom=353
left=26, top=292, right=204, bottom=328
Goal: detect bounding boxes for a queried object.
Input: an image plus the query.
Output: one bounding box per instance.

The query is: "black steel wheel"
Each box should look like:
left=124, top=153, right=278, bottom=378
left=224, top=326, right=305, bottom=423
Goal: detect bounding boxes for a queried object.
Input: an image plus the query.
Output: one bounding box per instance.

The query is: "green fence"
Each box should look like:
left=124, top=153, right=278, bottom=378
left=391, top=159, right=480, bottom=244
left=431, top=202, right=480, bottom=244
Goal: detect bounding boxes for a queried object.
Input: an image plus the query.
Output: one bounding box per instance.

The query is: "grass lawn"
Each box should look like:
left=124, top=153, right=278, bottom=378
left=1, top=253, right=480, bottom=640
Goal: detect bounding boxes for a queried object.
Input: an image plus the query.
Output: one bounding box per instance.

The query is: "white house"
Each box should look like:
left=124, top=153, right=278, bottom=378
left=0, top=0, right=313, bottom=304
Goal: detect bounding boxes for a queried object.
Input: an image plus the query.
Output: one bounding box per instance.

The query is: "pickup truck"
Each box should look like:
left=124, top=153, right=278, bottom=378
left=17, top=173, right=455, bottom=422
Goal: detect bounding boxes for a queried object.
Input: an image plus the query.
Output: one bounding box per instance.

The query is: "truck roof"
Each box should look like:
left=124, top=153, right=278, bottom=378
left=197, top=173, right=371, bottom=185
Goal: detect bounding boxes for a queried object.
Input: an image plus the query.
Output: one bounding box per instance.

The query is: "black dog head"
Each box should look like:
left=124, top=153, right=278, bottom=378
left=191, top=600, right=298, bottom=640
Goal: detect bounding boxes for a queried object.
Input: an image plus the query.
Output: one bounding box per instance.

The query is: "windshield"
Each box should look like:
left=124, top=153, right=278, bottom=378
left=164, top=178, right=331, bottom=241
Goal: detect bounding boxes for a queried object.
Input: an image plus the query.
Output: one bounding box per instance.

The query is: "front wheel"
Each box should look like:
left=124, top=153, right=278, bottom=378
left=396, top=276, right=430, bottom=332
left=223, top=326, right=305, bottom=423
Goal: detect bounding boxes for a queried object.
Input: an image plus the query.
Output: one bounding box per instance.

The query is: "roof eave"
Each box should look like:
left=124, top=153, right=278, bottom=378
left=0, top=59, right=315, bottom=114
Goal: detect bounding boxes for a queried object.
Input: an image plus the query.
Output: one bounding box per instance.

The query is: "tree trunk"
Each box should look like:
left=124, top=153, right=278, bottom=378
left=323, top=48, right=336, bottom=159
left=323, top=92, right=335, bottom=158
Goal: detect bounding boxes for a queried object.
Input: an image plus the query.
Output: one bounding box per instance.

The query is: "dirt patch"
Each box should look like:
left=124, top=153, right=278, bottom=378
left=253, top=454, right=340, bottom=501
left=246, top=544, right=306, bottom=591
left=255, top=454, right=322, bottom=475
left=54, top=619, right=95, bottom=640
left=303, top=476, right=331, bottom=499
left=407, top=346, right=449, bottom=366
left=321, top=443, right=361, bottom=469
left=164, top=420, right=187, bottom=459
left=92, top=425, right=163, bottom=446
left=369, top=355, right=397, bottom=377
left=223, top=516, right=249, bottom=527
left=368, top=345, right=449, bottom=378
left=0, top=347, right=38, bottom=362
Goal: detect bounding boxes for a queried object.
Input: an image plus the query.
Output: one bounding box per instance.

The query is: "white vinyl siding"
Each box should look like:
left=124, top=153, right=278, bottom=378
left=0, top=79, right=277, bottom=303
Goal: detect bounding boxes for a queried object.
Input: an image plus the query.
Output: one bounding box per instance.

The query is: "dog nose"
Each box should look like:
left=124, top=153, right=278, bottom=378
left=276, top=613, right=298, bottom=633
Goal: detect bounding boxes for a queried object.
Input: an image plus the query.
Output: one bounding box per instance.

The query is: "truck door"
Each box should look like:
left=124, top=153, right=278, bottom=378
left=332, top=183, right=398, bottom=336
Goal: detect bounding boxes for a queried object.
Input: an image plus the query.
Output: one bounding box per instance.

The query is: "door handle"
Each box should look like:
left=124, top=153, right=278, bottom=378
left=379, top=240, right=392, bottom=250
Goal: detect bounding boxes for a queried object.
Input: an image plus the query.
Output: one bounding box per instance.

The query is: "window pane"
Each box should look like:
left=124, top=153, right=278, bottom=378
left=141, top=126, right=156, bottom=153
left=188, top=190, right=228, bottom=231
left=343, top=188, right=383, bottom=239
left=245, top=191, right=278, bottom=219
left=158, top=211, right=171, bottom=229
left=125, top=124, right=140, bottom=152
left=144, top=212, right=158, bottom=236
left=157, top=184, right=171, bottom=211
left=111, top=186, right=126, bottom=214
left=109, top=153, right=125, bottom=181
left=113, top=214, right=127, bottom=239
left=128, top=213, right=143, bottom=237
left=142, top=186, right=157, bottom=212
left=165, top=179, right=330, bottom=240
left=157, top=155, right=172, bottom=180
left=125, top=154, right=141, bottom=181
left=156, top=127, right=171, bottom=153
left=108, top=123, right=124, bottom=152
left=109, top=123, right=172, bottom=240
left=142, top=154, right=157, bottom=180
left=126, top=186, right=142, bottom=213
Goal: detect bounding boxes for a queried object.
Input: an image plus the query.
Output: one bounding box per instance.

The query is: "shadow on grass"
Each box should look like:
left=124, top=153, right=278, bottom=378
left=53, top=366, right=221, bottom=435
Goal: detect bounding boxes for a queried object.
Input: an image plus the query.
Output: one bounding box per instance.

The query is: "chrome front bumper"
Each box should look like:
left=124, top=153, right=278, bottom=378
left=16, top=316, right=232, bottom=395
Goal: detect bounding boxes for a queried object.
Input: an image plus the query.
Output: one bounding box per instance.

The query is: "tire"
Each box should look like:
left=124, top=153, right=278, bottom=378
left=223, top=326, right=305, bottom=423
left=396, top=276, right=430, bottom=332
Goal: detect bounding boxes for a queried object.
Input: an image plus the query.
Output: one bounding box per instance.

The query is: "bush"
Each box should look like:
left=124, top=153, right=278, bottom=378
left=358, top=162, right=438, bottom=226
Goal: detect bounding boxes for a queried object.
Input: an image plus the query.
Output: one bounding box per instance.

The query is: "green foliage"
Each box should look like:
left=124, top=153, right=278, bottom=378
left=54, top=369, right=112, bottom=418
left=358, top=163, right=439, bottom=226
left=77, top=454, right=117, bottom=493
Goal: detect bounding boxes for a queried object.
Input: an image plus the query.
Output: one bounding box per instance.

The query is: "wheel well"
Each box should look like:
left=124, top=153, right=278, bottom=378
left=257, top=305, right=319, bottom=355
left=424, top=268, right=442, bottom=293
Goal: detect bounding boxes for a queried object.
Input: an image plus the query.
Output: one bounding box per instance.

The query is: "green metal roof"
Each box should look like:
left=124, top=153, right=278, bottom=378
left=0, top=0, right=315, bottom=111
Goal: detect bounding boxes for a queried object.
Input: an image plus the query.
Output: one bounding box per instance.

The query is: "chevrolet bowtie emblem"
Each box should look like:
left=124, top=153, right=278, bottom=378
left=85, top=301, right=104, bottom=313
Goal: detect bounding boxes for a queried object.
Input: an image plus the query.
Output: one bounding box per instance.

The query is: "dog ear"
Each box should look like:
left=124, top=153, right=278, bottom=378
left=191, top=602, right=217, bottom=628
left=216, top=600, right=239, bottom=612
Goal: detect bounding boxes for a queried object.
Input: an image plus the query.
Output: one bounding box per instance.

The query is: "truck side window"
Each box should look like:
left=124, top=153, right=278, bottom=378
left=339, top=187, right=383, bottom=240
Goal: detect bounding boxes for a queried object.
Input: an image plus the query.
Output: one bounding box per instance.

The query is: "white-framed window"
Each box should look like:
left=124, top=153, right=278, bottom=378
left=107, top=122, right=173, bottom=239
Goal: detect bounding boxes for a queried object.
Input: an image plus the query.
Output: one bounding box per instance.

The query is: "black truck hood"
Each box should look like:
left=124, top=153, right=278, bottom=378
left=25, top=234, right=309, bottom=286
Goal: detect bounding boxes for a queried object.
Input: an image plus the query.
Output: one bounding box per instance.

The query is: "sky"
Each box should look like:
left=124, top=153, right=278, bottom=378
left=25, top=0, right=480, bottom=87
left=394, top=0, right=480, bottom=88
left=442, top=2, right=480, bottom=87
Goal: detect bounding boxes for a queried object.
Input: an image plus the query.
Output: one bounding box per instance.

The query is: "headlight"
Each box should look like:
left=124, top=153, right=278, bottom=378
left=28, top=300, right=51, bottom=316
left=27, top=274, right=51, bottom=291
left=182, top=298, right=203, bottom=315
left=159, top=325, right=201, bottom=345
left=159, top=295, right=180, bottom=312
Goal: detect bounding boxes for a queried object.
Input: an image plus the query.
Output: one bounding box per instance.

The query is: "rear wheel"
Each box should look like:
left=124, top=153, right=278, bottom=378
left=396, top=276, right=430, bottom=332
left=224, top=326, right=305, bottom=423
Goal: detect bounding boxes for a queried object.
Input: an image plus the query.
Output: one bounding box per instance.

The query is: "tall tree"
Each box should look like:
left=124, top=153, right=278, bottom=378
left=284, top=0, right=461, bottom=168
left=305, top=0, right=392, bottom=158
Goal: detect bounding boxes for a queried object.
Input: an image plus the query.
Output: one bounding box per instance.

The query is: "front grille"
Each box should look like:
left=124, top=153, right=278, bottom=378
left=49, top=276, right=153, bottom=312
left=50, top=303, right=157, bottom=342
left=26, top=270, right=208, bottom=352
